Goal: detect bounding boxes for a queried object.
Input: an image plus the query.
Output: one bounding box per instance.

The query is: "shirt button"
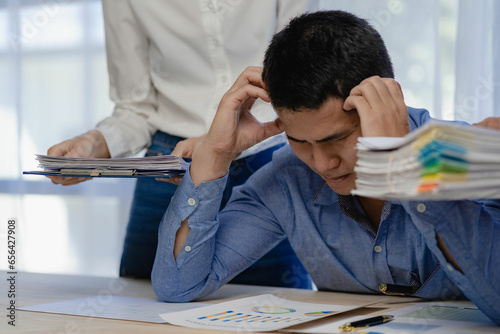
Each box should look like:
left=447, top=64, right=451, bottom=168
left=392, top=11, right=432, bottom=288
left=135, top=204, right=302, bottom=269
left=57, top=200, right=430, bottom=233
left=185, top=245, right=192, bottom=252
left=417, top=203, right=426, bottom=213
left=188, top=198, right=196, bottom=206
left=374, top=245, right=383, bottom=253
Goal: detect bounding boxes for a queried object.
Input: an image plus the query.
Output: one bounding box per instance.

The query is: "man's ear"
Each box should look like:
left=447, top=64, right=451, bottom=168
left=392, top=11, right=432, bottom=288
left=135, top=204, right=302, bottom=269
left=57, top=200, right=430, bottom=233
left=395, top=81, right=405, bottom=100
left=275, top=117, right=285, bottom=132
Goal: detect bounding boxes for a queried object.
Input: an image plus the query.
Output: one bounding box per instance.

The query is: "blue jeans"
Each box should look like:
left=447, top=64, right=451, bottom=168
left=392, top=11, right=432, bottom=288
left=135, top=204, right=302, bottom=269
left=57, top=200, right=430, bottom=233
left=119, top=131, right=311, bottom=289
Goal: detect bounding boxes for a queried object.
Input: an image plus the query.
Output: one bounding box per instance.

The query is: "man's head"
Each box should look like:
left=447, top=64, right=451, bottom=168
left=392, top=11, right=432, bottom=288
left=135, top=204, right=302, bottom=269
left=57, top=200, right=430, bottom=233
left=262, top=10, right=394, bottom=194
left=262, top=10, right=394, bottom=111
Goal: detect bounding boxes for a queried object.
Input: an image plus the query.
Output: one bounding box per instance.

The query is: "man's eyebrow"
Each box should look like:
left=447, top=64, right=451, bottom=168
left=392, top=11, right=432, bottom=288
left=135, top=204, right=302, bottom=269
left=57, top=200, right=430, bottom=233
left=287, top=130, right=352, bottom=143
left=286, top=135, right=306, bottom=143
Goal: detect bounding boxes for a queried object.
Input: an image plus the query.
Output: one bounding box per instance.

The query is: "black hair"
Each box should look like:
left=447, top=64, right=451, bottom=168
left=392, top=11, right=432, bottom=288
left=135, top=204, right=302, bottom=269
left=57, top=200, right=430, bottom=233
left=262, top=10, right=394, bottom=111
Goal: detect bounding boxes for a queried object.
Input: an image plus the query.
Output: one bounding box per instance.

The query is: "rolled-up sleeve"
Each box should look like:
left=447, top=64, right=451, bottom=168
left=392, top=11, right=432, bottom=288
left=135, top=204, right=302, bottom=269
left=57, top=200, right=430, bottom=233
left=152, top=162, right=287, bottom=302
left=151, top=167, right=227, bottom=302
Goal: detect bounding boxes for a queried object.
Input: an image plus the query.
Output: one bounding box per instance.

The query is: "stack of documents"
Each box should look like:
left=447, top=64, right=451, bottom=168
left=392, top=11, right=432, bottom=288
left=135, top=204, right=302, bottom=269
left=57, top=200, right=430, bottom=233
left=352, top=120, right=500, bottom=200
left=24, top=154, right=188, bottom=178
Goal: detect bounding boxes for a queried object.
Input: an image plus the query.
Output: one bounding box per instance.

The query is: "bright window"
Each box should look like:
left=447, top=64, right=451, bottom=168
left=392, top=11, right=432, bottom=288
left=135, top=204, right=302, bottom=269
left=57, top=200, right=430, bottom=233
left=321, top=0, right=459, bottom=120
left=0, top=0, right=132, bottom=278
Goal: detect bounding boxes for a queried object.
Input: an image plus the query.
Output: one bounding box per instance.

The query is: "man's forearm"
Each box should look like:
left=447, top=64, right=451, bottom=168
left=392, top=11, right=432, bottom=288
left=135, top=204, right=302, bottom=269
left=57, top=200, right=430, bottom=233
left=189, top=142, right=233, bottom=187
left=174, top=147, right=231, bottom=256
left=152, top=168, right=228, bottom=302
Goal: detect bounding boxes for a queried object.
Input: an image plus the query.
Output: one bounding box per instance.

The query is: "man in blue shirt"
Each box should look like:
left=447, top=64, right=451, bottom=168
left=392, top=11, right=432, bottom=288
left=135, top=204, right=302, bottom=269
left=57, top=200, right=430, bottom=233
left=151, top=10, right=500, bottom=324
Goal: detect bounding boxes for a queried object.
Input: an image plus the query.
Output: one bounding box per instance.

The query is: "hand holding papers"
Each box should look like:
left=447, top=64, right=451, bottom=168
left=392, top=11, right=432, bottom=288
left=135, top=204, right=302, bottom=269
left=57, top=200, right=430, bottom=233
left=352, top=120, right=500, bottom=200
left=23, top=154, right=188, bottom=178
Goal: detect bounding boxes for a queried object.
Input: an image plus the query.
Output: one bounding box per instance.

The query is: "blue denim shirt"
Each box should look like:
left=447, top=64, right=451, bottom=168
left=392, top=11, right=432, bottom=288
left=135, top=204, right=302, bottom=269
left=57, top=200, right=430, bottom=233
left=152, top=107, right=500, bottom=324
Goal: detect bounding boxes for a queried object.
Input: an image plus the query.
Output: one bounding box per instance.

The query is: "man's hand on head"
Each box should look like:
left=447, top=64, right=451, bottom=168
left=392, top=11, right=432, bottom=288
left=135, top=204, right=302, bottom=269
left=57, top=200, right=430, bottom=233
left=343, top=76, right=410, bottom=138
left=189, top=66, right=284, bottom=187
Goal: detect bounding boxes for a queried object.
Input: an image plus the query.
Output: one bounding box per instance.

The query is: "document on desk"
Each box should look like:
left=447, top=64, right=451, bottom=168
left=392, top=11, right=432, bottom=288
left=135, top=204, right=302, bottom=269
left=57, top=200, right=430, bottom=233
left=159, top=294, right=361, bottom=332
left=19, top=296, right=208, bottom=323
left=283, top=302, right=498, bottom=333
left=377, top=303, right=498, bottom=334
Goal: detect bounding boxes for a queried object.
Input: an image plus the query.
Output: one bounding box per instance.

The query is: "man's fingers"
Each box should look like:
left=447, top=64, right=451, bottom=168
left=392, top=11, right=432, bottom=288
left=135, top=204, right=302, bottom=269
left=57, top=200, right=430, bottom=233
left=231, top=84, right=270, bottom=104
left=343, top=95, right=369, bottom=113
left=383, top=78, right=406, bottom=113
left=345, top=76, right=409, bottom=137
left=172, top=134, right=207, bottom=159
left=348, top=78, right=385, bottom=110
left=344, top=95, right=387, bottom=136
left=349, top=76, right=400, bottom=113
left=228, top=67, right=267, bottom=94
left=171, top=141, right=190, bottom=158
left=473, top=117, right=500, bottom=130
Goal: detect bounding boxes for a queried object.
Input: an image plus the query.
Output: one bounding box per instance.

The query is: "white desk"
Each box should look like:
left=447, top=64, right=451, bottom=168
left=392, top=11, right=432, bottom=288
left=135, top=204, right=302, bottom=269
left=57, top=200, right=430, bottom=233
left=1, top=271, right=480, bottom=333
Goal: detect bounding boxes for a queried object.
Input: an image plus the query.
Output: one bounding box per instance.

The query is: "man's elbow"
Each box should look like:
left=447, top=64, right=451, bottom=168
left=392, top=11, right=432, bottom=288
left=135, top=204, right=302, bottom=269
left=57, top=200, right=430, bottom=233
left=151, top=260, right=218, bottom=302
left=151, top=264, right=192, bottom=302
left=155, top=289, right=194, bottom=303
left=152, top=275, right=195, bottom=303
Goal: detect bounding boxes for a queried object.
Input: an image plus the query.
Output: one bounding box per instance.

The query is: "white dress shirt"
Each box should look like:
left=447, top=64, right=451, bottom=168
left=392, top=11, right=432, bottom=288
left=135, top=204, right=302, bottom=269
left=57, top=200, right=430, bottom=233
left=97, top=0, right=318, bottom=158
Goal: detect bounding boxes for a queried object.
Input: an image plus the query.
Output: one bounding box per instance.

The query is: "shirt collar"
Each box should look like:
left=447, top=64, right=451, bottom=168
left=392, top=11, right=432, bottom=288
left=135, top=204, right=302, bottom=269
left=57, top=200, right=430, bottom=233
left=311, top=180, right=338, bottom=206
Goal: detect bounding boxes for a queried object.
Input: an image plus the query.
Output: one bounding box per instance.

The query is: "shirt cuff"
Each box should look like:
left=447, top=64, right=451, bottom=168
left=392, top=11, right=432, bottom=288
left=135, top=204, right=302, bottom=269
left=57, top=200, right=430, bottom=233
left=171, top=165, right=228, bottom=226
left=95, top=114, right=154, bottom=158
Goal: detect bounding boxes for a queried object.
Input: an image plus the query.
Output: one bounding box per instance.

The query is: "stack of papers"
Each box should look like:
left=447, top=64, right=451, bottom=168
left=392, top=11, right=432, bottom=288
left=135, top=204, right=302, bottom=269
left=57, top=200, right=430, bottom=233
left=23, top=154, right=188, bottom=178
left=352, top=120, right=500, bottom=200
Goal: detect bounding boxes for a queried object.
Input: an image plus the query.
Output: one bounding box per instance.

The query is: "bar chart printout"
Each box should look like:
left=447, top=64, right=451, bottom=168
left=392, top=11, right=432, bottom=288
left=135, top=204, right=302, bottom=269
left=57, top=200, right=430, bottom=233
left=159, top=294, right=360, bottom=332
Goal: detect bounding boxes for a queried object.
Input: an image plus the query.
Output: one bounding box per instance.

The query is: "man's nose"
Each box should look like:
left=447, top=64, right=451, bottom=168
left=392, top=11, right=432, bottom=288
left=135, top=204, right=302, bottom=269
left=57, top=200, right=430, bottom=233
left=312, top=146, right=340, bottom=174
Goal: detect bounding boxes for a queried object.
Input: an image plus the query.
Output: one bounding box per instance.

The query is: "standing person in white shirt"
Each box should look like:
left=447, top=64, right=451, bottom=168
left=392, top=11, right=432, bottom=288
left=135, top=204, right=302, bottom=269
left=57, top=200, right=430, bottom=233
left=46, top=0, right=317, bottom=288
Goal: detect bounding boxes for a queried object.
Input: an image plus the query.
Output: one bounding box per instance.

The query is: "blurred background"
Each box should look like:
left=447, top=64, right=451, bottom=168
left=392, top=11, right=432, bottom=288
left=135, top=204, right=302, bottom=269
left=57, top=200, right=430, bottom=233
left=0, top=0, right=498, bottom=277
